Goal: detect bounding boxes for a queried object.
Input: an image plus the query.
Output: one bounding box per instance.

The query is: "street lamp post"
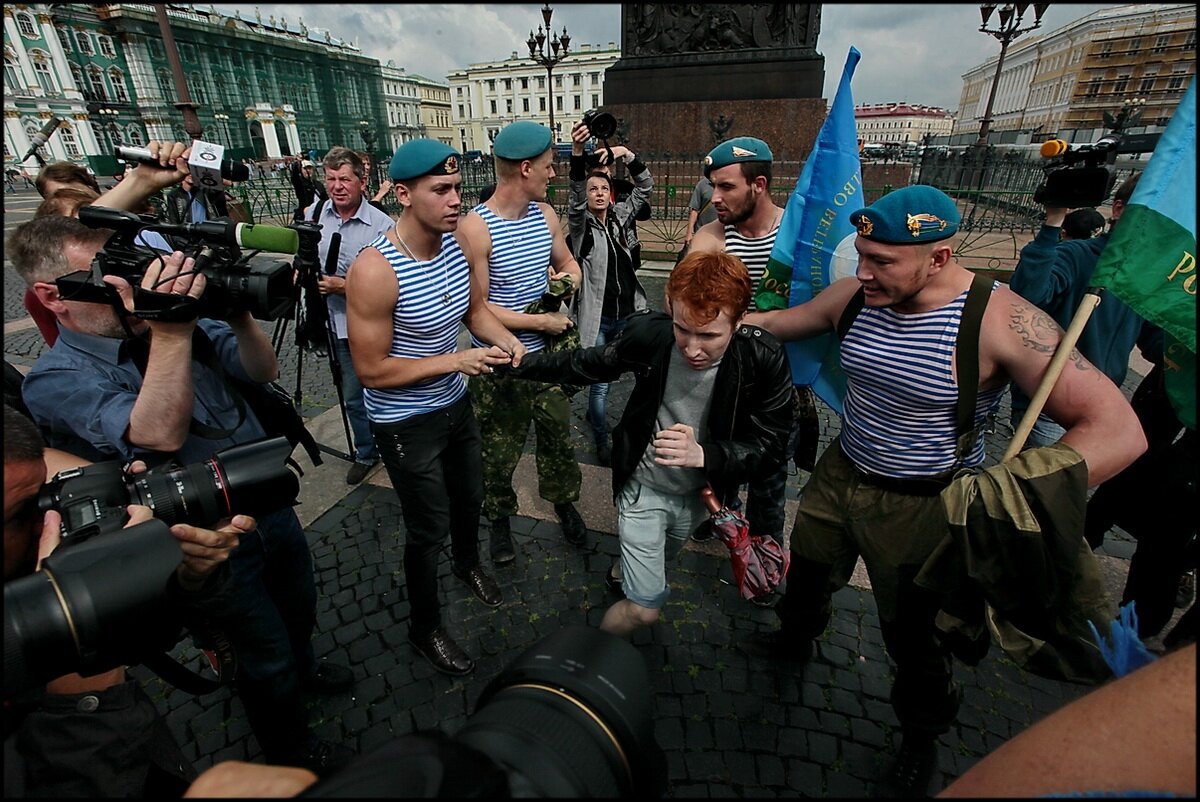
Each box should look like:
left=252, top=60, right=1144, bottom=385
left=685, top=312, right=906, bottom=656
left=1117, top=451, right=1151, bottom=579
left=98, top=107, right=121, bottom=151
left=975, top=3, right=1049, bottom=148
left=526, top=4, right=571, bottom=141
left=214, top=112, right=231, bottom=145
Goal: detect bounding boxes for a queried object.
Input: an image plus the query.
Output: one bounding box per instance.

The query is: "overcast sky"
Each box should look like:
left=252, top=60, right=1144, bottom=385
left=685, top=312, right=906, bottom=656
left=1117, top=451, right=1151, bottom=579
left=214, top=3, right=1122, bottom=110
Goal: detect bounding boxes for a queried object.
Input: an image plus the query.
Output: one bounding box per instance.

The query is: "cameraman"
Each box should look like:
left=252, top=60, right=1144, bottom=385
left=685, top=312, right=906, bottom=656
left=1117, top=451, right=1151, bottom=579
left=5, top=141, right=356, bottom=776
left=1009, top=174, right=1163, bottom=446
left=3, top=405, right=245, bottom=797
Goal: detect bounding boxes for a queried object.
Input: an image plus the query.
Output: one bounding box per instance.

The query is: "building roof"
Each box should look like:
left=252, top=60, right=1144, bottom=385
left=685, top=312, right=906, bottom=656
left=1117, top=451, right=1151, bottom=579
left=855, top=103, right=954, bottom=118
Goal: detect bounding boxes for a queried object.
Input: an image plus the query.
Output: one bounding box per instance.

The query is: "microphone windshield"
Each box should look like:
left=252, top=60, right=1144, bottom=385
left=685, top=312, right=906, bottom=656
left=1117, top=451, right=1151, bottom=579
left=1040, top=139, right=1068, bottom=158
left=234, top=223, right=299, bottom=254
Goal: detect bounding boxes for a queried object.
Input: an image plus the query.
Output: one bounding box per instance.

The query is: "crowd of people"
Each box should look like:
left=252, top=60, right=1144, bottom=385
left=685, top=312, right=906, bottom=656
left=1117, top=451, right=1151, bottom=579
left=3, top=114, right=1194, bottom=799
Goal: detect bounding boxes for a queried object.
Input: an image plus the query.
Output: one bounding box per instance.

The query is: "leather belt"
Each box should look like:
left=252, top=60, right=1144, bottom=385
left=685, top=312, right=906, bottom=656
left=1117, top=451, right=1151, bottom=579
left=840, top=441, right=955, bottom=497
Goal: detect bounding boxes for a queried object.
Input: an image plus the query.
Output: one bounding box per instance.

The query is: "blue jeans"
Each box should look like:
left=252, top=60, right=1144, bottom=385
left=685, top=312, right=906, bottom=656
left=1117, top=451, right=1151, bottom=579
left=198, top=507, right=318, bottom=763
left=334, top=336, right=378, bottom=464
left=372, top=395, right=484, bottom=639
left=586, top=316, right=627, bottom=444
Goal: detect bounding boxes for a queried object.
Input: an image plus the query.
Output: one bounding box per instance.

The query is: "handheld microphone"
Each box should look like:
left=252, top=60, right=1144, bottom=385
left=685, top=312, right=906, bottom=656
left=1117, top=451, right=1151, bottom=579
left=22, top=117, right=63, bottom=162
left=78, top=205, right=299, bottom=254
left=324, top=232, right=341, bottom=276
left=115, top=145, right=251, bottom=182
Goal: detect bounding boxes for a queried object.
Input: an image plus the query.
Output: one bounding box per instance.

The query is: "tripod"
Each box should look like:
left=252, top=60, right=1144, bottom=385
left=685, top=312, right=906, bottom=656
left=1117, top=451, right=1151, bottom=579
left=272, top=224, right=355, bottom=463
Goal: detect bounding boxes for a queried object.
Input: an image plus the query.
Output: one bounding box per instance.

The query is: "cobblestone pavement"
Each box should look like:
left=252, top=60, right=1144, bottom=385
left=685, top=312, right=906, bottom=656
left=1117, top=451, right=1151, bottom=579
left=3, top=194, right=1168, bottom=796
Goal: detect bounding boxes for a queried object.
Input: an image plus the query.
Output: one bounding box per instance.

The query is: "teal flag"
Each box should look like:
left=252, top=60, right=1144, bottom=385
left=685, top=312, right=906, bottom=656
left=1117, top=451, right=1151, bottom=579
left=1092, top=79, right=1196, bottom=430
left=754, top=47, right=862, bottom=414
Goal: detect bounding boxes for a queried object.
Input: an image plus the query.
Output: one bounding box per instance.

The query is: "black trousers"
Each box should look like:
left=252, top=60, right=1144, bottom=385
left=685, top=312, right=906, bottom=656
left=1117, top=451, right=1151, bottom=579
left=372, top=396, right=484, bottom=639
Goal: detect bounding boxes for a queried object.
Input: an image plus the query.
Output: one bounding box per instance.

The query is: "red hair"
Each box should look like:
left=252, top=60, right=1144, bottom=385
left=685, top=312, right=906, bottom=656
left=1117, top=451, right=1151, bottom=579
left=666, top=250, right=751, bottom=324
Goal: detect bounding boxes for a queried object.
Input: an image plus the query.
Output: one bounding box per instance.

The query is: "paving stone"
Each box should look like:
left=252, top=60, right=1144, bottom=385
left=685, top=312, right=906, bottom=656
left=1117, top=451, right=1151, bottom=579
left=787, top=759, right=824, bottom=795
left=826, top=771, right=870, bottom=798
left=807, top=731, right=838, bottom=765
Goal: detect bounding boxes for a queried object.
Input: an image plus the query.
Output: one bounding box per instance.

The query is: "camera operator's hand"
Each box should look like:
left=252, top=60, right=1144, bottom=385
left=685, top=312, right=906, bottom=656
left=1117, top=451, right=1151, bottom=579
left=571, top=121, right=590, bottom=155
left=104, top=250, right=205, bottom=335
left=1042, top=204, right=1069, bottom=229
left=171, top=515, right=250, bottom=593
left=596, top=145, right=634, bottom=166
left=185, top=760, right=317, bottom=798
left=317, top=274, right=347, bottom=296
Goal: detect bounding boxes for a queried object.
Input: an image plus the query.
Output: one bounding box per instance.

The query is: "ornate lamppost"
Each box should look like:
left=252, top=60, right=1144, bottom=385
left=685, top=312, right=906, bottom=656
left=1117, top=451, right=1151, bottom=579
left=98, top=106, right=121, bottom=150
left=526, top=4, right=571, bottom=142
left=975, top=3, right=1049, bottom=148
left=214, top=112, right=231, bottom=145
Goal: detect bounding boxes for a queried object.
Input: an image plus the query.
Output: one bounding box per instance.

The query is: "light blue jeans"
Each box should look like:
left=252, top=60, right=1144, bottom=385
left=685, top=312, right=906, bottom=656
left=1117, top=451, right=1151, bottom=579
left=333, top=336, right=378, bottom=464
left=616, top=478, right=708, bottom=610
left=586, top=316, right=627, bottom=444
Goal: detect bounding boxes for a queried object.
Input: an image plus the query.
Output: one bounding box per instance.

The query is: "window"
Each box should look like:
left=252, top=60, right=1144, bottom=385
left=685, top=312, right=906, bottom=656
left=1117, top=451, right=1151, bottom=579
left=487, top=79, right=495, bottom=91
left=458, top=103, right=464, bottom=117
left=522, top=97, right=529, bottom=112
left=158, top=69, right=175, bottom=101
left=591, top=94, right=599, bottom=107
left=555, top=96, right=562, bottom=111
left=33, top=57, right=57, bottom=95
left=1152, top=35, right=1170, bottom=54
left=70, top=63, right=84, bottom=91
left=16, top=13, right=37, bottom=39
left=573, top=95, right=581, bottom=110
left=490, top=99, right=497, bottom=114
left=520, top=77, right=528, bottom=89
left=25, top=122, right=49, bottom=159
left=506, top=98, right=512, bottom=113
left=98, top=35, right=116, bottom=59
left=1113, top=73, right=1129, bottom=94
left=539, top=96, right=546, bottom=112
left=504, top=78, right=511, bottom=89
left=590, top=72, right=599, bottom=86
left=1139, top=76, right=1157, bottom=93
left=1185, top=31, right=1196, bottom=49
left=572, top=74, right=580, bottom=87
left=56, top=27, right=72, bottom=53
left=75, top=31, right=95, bottom=56
left=60, top=125, right=82, bottom=157
left=1167, top=74, right=1187, bottom=90
left=88, top=67, right=107, bottom=101
left=456, top=86, right=462, bottom=97
left=537, top=76, right=545, bottom=89
left=554, top=75, right=562, bottom=87
left=109, top=68, right=128, bottom=102
left=4, top=50, right=22, bottom=91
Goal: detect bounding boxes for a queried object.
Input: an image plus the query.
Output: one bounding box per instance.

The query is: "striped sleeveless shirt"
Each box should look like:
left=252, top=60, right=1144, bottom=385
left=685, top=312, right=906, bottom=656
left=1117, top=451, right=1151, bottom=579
left=361, top=232, right=470, bottom=424
left=471, top=202, right=552, bottom=353
left=723, top=222, right=777, bottom=296
left=840, top=283, right=1005, bottom=477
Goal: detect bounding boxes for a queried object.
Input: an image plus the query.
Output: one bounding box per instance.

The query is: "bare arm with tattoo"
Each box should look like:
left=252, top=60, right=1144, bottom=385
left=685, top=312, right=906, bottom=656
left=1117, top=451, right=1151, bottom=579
left=979, top=285, right=1146, bottom=485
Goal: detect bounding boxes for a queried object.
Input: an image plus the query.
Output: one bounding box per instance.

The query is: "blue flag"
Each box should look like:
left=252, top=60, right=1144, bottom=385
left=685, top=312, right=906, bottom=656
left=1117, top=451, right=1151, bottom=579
left=755, top=47, right=863, bottom=414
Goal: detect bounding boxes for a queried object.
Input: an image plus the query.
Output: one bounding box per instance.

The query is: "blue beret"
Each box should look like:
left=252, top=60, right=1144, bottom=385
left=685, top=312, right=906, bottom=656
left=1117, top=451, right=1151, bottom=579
left=849, top=185, right=961, bottom=244
left=704, top=136, right=773, bottom=177
left=493, top=121, right=553, bottom=161
left=389, top=139, right=460, bottom=182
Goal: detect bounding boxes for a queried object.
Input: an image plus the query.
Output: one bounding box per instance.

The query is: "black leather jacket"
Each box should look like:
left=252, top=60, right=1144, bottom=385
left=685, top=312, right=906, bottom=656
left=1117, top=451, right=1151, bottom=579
left=508, top=309, right=793, bottom=501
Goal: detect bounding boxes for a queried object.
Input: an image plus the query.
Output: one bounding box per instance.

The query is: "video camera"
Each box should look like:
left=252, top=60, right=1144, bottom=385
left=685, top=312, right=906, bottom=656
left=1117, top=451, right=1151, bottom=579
left=58, top=204, right=301, bottom=322
left=1033, top=105, right=1139, bottom=209
left=301, top=626, right=666, bottom=798
left=3, top=436, right=301, bottom=697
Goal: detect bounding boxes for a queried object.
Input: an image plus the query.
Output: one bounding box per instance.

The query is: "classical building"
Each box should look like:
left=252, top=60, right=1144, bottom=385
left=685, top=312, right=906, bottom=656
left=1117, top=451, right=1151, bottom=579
left=380, top=60, right=424, bottom=151
left=447, top=42, right=620, bottom=153
left=410, top=73, right=453, bottom=147
left=954, top=3, right=1196, bottom=142
left=4, top=3, right=412, bottom=173
left=854, top=103, right=956, bottom=147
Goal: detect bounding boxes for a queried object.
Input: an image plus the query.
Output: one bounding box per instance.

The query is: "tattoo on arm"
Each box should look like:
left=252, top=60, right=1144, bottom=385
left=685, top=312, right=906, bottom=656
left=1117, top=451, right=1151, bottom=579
left=1009, top=304, right=1092, bottom=371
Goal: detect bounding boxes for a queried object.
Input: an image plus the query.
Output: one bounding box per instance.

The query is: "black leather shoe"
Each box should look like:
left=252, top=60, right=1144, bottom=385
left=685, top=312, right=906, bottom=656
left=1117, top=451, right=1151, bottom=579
left=596, top=440, right=612, bottom=467
left=875, top=733, right=938, bottom=798
left=301, top=661, right=355, bottom=694
left=408, top=628, right=474, bottom=675
left=604, top=564, right=624, bottom=595
left=554, top=502, right=587, bottom=546
left=735, top=630, right=814, bottom=663
left=691, top=519, right=713, bottom=542
left=345, top=460, right=377, bottom=485
left=300, top=737, right=356, bottom=778
left=490, top=517, right=515, bottom=565
left=454, top=565, right=503, bottom=607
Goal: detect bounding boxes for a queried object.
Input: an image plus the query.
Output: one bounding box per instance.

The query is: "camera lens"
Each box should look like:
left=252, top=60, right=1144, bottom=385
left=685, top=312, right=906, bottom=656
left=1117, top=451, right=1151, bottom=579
left=584, top=109, right=617, bottom=140
left=454, top=626, right=665, bottom=797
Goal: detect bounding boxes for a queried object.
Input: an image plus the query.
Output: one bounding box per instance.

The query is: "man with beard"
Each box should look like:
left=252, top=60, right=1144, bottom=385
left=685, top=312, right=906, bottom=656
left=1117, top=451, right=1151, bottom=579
left=458, top=121, right=586, bottom=564
left=345, top=139, right=525, bottom=675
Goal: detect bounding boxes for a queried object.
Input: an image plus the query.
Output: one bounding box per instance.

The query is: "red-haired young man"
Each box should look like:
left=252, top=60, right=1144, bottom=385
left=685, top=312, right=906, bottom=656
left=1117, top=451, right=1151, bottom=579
left=499, top=250, right=793, bottom=638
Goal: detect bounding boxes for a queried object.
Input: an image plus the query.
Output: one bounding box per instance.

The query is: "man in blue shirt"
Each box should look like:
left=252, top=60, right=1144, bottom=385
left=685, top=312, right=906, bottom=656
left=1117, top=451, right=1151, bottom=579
left=6, top=141, right=356, bottom=777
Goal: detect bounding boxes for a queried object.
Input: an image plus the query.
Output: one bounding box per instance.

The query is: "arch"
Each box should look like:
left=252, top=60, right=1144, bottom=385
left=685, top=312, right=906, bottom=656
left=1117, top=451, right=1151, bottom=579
left=274, top=119, right=292, bottom=156
left=247, top=119, right=267, bottom=160
left=127, top=124, right=145, bottom=146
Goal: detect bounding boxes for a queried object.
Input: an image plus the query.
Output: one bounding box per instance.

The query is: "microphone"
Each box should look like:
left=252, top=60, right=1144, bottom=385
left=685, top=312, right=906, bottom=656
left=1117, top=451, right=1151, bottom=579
left=1040, top=139, right=1069, bottom=158
left=324, top=232, right=341, bottom=276
left=78, top=205, right=299, bottom=254
left=22, top=117, right=63, bottom=162
left=115, top=145, right=251, bottom=182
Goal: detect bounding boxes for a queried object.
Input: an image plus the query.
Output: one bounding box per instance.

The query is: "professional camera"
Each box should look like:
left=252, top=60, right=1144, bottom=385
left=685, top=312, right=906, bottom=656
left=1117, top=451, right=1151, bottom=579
left=59, top=204, right=300, bottom=322
left=1032, top=100, right=1144, bottom=210
left=582, top=108, right=618, bottom=141
left=3, top=437, right=301, bottom=696
left=302, top=626, right=666, bottom=798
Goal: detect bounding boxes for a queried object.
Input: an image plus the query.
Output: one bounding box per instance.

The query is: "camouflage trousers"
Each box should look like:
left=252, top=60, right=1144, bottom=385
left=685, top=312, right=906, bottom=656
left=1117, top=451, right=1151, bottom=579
left=470, top=371, right=582, bottom=521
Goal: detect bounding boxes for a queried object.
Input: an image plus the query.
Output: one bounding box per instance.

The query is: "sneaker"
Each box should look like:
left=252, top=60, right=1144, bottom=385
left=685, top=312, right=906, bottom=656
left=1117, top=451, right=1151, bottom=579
left=345, top=460, right=377, bottom=485
left=735, top=630, right=814, bottom=663
left=554, top=502, right=587, bottom=546
left=875, top=733, right=938, bottom=798
left=1176, top=569, right=1196, bottom=609
left=301, top=661, right=355, bottom=694
left=300, top=737, right=356, bottom=778
left=490, top=517, right=515, bottom=565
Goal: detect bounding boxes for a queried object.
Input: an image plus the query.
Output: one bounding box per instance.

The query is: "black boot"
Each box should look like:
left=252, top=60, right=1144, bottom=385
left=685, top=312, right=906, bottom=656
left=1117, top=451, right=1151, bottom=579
left=875, top=732, right=938, bottom=798
left=554, top=502, right=586, bottom=546
left=490, top=516, right=515, bottom=565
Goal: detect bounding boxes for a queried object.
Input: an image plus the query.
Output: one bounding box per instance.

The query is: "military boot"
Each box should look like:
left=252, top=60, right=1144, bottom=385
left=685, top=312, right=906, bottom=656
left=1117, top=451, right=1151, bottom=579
left=490, top=516, right=515, bottom=565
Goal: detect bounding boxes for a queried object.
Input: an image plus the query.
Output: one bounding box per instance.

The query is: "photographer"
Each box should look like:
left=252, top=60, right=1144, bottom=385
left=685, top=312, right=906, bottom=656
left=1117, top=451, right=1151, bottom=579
left=568, top=118, right=653, bottom=467
left=3, top=405, right=245, bottom=797
left=5, top=141, right=356, bottom=776
left=1009, top=174, right=1163, bottom=446
left=290, top=159, right=327, bottom=223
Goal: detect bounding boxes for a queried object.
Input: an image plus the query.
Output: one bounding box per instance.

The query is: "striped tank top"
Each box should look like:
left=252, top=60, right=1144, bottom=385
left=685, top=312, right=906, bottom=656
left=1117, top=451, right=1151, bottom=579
left=840, top=283, right=1006, bottom=477
left=724, top=223, right=777, bottom=296
left=471, top=202, right=552, bottom=353
left=361, top=232, right=470, bottom=424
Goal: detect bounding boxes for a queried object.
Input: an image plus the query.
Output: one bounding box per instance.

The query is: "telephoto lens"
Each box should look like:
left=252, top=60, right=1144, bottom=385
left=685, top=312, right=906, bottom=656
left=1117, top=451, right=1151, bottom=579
left=582, top=109, right=618, bottom=140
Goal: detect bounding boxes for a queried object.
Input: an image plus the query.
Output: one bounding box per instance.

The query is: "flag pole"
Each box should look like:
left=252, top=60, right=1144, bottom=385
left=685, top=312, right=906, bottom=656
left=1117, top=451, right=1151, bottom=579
left=1003, top=290, right=1103, bottom=461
